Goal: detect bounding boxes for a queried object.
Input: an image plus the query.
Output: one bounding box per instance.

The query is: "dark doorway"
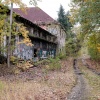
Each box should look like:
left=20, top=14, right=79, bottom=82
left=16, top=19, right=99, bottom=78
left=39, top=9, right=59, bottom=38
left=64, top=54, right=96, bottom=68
left=34, top=49, right=37, bottom=57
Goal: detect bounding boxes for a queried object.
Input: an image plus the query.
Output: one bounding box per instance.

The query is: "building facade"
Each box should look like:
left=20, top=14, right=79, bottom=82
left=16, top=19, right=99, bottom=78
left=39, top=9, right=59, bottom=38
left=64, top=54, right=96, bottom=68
left=1, top=6, right=66, bottom=61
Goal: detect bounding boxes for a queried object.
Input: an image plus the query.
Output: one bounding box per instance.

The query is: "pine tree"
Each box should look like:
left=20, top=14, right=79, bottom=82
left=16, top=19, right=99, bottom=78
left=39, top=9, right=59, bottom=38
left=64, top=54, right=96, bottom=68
left=57, top=5, right=72, bottom=35
left=57, top=5, right=66, bottom=26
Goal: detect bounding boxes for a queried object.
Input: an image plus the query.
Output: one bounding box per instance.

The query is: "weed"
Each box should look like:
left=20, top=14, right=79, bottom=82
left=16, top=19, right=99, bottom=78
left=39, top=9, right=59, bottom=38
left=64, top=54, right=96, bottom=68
left=0, top=81, right=4, bottom=91
left=79, top=61, right=100, bottom=100
left=58, top=53, right=67, bottom=60
left=0, top=58, right=76, bottom=100
left=47, top=57, right=61, bottom=71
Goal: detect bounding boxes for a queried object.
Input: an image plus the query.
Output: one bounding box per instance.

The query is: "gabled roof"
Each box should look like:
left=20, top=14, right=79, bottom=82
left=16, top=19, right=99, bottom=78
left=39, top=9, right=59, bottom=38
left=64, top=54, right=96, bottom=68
left=13, top=7, right=55, bottom=24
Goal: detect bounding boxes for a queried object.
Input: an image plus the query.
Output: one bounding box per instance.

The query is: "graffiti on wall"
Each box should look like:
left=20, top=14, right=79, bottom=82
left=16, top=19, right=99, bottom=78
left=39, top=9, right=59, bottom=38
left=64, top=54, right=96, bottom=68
left=14, top=43, right=33, bottom=60
left=38, top=49, right=56, bottom=59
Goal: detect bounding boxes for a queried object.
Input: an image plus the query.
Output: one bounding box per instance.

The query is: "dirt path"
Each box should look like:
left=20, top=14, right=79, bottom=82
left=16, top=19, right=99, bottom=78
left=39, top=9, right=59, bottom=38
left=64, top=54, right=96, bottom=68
left=67, top=59, right=89, bottom=100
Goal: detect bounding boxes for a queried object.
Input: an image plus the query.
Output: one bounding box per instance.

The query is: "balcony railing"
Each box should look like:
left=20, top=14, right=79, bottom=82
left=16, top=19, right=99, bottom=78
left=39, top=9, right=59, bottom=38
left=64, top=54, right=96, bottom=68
left=29, top=33, right=57, bottom=44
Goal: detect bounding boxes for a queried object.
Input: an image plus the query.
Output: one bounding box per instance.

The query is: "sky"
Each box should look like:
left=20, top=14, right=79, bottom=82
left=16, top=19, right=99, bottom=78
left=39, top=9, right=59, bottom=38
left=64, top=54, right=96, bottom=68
left=18, top=0, right=71, bottom=19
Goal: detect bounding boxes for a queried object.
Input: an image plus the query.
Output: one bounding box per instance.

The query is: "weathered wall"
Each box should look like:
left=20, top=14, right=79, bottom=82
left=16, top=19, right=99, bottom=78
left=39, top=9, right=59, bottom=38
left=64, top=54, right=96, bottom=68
left=14, top=44, right=33, bottom=60
left=40, top=23, right=66, bottom=54
left=13, top=36, right=34, bottom=60
left=13, top=36, right=56, bottom=60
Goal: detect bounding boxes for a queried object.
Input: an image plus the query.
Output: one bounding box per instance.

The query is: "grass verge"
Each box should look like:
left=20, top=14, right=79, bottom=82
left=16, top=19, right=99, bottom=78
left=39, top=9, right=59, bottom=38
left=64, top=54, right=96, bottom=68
left=78, top=60, right=100, bottom=100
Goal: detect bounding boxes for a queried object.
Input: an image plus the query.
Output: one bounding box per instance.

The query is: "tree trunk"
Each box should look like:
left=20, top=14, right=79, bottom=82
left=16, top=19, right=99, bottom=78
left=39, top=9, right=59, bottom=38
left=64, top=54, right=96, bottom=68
left=7, top=2, right=13, bottom=67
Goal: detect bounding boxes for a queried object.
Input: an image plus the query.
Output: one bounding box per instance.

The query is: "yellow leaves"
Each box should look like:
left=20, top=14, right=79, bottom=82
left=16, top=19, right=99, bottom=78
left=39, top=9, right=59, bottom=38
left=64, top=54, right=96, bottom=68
left=83, top=0, right=96, bottom=2
left=69, top=3, right=79, bottom=25
left=2, top=0, right=26, bottom=8
left=0, top=19, right=4, bottom=26
left=2, top=0, right=10, bottom=5
left=69, top=16, right=75, bottom=25
left=88, top=33, right=100, bottom=54
left=0, top=17, right=32, bottom=48
left=0, top=20, right=5, bottom=33
left=0, top=19, right=5, bottom=43
left=2, top=0, right=39, bottom=8
left=17, top=23, right=32, bottom=46
left=17, top=60, right=33, bottom=71
left=97, top=44, right=100, bottom=52
left=17, top=38, right=33, bottom=46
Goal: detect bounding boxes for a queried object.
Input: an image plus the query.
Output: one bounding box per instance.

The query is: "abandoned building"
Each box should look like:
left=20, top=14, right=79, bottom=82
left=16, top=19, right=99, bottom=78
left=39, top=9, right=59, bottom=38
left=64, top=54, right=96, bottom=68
left=13, top=7, right=66, bottom=60
left=1, top=6, right=66, bottom=60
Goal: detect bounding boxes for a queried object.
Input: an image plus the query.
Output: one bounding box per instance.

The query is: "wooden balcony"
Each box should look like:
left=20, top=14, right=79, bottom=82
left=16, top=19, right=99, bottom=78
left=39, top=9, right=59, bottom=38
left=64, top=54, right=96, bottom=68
left=29, top=33, right=57, bottom=44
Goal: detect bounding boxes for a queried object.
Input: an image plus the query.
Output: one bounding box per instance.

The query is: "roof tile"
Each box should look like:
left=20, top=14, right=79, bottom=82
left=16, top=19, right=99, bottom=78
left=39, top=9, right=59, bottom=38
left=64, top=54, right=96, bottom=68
left=13, top=7, right=55, bottom=24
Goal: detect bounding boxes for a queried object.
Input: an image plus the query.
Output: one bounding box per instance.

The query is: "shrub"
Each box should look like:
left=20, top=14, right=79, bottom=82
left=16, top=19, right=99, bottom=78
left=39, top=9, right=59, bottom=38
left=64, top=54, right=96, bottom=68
left=88, top=47, right=100, bottom=60
left=10, top=56, right=18, bottom=64
left=34, top=58, right=61, bottom=71
left=17, top=60, right=33, bottom=71
left=58, top=53, right=67, bottom=60
left=34, top=59, right=50, bottom=67
left=47, top=57, right=61, bottom=71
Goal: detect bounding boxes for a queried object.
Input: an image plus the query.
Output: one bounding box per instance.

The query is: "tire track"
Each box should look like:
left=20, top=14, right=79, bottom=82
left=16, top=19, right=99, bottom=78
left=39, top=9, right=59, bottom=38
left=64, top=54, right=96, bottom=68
left=66, top=59, right=88, bottom=100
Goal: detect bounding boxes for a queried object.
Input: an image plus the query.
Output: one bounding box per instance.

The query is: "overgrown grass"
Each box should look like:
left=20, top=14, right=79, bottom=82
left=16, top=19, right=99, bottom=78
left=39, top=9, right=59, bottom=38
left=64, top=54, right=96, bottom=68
left=47, top=57, right=61, bottom=70
left=34, top=57, right=61, bottom=71
left=57, top=53, right=67, bottom=60
left=0, top=81, right=4, bottom=91
left=34, top=59, right=50, bottom=66
left=84, top=72, right=100, bottom=100
left=78, top=60, right=100, bottom=100
left=0, top=58, right=76, bottom=100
